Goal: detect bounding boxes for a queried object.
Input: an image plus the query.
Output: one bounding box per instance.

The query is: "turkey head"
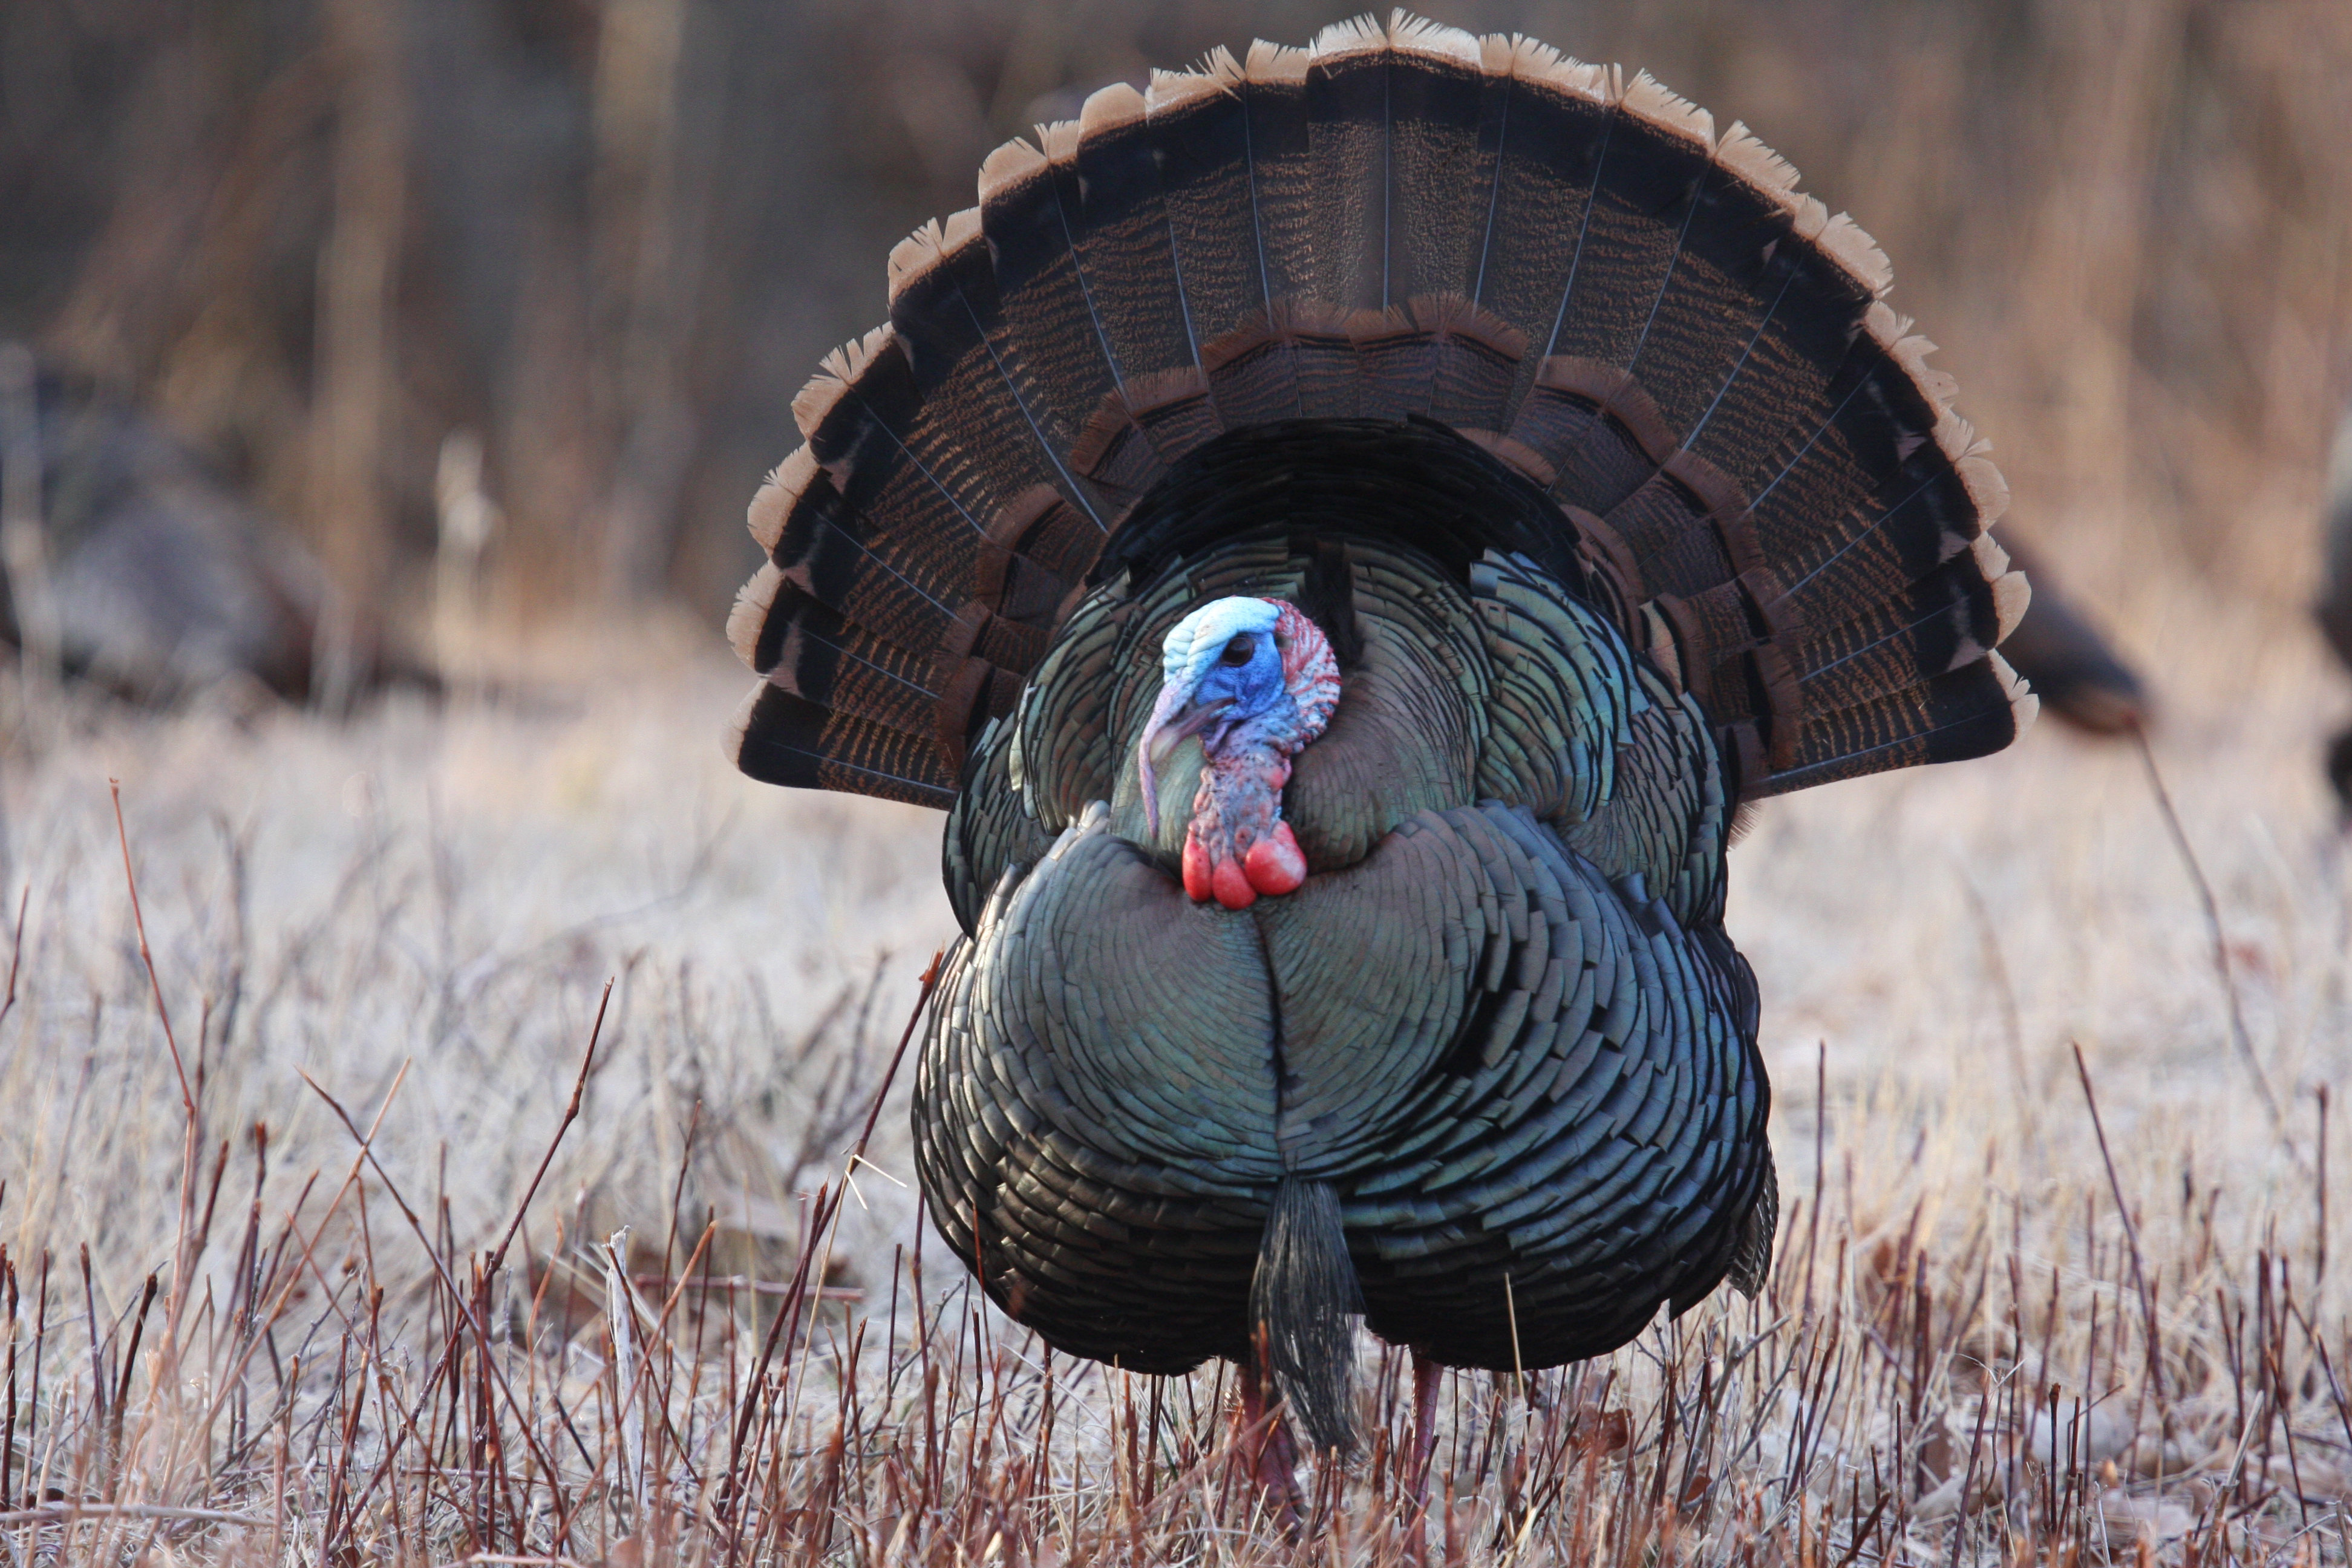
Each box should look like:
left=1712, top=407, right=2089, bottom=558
left=1138, top=597, right=1340, bottom=909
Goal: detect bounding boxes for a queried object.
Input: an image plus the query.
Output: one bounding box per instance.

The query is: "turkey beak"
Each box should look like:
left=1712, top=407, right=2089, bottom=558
left=1137, top=686, right=1233, bottom=838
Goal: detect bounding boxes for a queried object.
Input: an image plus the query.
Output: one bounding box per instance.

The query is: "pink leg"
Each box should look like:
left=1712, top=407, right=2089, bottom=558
left=1235, top=1347, right=1305, bottom=1534
left=1406, top=1351, right=1444, bottom=1560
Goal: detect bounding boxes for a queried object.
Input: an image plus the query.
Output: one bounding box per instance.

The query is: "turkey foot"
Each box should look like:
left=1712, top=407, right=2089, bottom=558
left=1234, top=1350, right=1305, bottom=1535
left=1405, top=1351, right=1443, bottom=1561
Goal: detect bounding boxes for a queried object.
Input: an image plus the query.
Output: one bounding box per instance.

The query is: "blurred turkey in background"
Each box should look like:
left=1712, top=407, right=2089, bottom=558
left=2313, top=403, right=2352, bottom=806
left=4, top=0, right=2344, bottom=736
left=1995, top=536, right=2147, bottom=735
left=0, top=350, right=417, bottom=705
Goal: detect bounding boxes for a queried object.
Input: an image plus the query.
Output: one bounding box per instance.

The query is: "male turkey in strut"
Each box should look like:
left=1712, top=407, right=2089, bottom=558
left=725, top=12, right=2034, bottom=1513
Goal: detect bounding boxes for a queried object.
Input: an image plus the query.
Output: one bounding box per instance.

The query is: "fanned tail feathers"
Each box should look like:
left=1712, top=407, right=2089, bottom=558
left=729, top=8, right=2031, bottom=808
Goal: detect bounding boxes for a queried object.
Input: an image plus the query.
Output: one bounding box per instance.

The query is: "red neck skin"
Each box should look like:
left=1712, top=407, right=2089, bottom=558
left=1177, top=603, right=1339, bottom=910
left=1181, top=735, right=1310, bottom=909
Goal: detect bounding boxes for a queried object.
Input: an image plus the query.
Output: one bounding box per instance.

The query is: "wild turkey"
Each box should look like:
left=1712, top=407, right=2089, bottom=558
left=1993, top=534, right=2146, bottom=736
left=0, top=354, right=403, bottom=706
left=2316, top=402, right=2352, bottom=809
left=725, top=13, right=2034, bottom=1509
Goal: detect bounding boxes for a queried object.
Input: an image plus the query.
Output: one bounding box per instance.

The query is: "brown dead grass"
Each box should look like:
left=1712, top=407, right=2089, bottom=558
left=0, top=511, right=2348, bottom=1564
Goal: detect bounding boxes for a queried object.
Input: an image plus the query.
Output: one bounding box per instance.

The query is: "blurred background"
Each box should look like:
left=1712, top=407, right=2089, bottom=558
left=2, top=0, right=2348, bottom=689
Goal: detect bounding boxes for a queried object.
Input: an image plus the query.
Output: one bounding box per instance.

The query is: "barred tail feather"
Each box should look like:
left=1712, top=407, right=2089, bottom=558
left=730, top=10, right=2030, bottom=811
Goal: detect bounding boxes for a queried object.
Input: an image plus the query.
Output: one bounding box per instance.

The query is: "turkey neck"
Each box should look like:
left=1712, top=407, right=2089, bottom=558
left=1114, top=544, right=1486, bottom=882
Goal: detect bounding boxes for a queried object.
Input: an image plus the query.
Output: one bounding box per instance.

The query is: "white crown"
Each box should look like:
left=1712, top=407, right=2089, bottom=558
left=1158, top=597, right=1281, bottom=690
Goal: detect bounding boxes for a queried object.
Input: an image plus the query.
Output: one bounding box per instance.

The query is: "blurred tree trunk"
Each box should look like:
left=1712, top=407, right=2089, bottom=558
left=310, top=0, right=407, bottom=701
left=593, top=0, right=702, bottom=602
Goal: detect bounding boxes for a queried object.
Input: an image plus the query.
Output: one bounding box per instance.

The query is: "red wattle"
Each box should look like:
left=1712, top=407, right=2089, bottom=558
left=1244, top=822, right=1307, bottom=896
left=1182, top=834, right=1213, bottom=902
left=1210, top=858, right=1257, bottom=910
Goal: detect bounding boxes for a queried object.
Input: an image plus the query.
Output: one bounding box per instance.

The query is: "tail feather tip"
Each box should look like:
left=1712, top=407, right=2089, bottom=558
left=1250, top=1176, right=1362, bottom=1455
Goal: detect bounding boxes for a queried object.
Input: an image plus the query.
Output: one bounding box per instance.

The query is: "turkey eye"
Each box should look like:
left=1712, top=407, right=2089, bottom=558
left=1218, top=635, right=1255, bottom=666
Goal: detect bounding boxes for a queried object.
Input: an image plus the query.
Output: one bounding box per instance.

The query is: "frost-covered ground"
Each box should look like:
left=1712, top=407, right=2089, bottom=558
left=0, top=548, right=2347, bottom=1564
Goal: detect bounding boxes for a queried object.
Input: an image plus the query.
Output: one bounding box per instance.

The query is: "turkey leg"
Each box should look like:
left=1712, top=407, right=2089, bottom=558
left=1234, top=1346, right=1305, bottom=1534
left=1406, top=1351, right=1443, bottom=1558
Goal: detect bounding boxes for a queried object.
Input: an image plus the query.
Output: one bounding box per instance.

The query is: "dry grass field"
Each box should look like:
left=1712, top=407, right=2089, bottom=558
left=2, top=494, right=2351, bottom=1565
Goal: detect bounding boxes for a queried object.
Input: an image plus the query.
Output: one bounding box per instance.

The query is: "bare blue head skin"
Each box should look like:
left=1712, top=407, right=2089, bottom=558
left=1137, top=598, right=1342, bottom=908
left=1137, top=598, right=1290, bottom=838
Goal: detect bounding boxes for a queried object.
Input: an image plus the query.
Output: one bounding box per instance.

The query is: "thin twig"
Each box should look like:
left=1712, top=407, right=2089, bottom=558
left=112, top=779, right=211, bottom=1374
left=1959, top=871, right=2042, bottom=1163
left=486, top=979, right=610, bottom=1278
left=849, top=945, right=947, bottom=1166
left=629, top=1276, right=862, bottom=1301
left=2126, top=725, right=2290, bottom=1145
left=2071, top=1042, right=2165, bottom=1414
left=0, top=886, right=25, bottom=1037
left=0, top=1502, right=263, bottom=1527
left=110, top=782, right=191, bottom=1112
